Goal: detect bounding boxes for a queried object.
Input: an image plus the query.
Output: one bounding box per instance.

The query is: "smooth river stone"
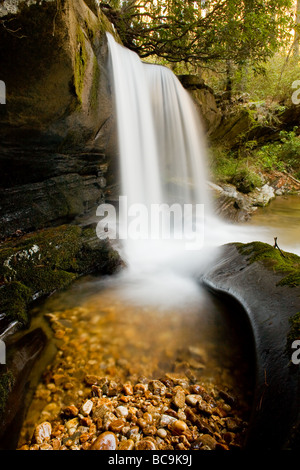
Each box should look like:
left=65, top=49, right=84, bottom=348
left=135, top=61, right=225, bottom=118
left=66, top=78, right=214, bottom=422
left=89, top=432, right=118, bottom=450
left=34, top=422, right=52, bottom=444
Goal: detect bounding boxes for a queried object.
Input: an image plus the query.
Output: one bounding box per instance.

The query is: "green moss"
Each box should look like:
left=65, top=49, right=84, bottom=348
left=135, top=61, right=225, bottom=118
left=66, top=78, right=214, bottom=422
left=230, top=167, right=263, bottom=194
left=22, top=268, right=76, bottom=298
left=0, top=282, right=32, bottom=325
left=74, top=26, right=88, bottom=103
left=0, top=225, right=123, bottom=325
left=287, top=312, right=300, bottom=350
left=90, top=55, right=100, bottom=109
left=0, top=371, right=14, bottom=418
left=237, top=241, right=300, bottom=287
left=0, top=225, right=82, bottom=283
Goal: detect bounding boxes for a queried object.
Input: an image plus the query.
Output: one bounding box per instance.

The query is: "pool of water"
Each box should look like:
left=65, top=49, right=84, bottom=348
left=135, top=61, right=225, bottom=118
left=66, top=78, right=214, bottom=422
left=17, top=272, right=255, bottom=448
left=246, top=195, right=300, bottom=255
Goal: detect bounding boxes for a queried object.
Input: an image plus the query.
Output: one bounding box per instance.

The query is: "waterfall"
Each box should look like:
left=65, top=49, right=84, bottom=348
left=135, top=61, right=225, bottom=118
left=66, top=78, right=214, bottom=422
left=106, top=34, right=215, bottom=263
left=105, top=33, right=263, bottom=306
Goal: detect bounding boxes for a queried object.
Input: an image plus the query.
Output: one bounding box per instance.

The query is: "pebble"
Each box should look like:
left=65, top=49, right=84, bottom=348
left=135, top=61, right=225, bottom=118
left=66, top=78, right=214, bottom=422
left=173, top=389, right=186, bottom=408
left=186, top=394, right=200, bottom=406
left=135, top=439, right=157, bottom=450
left=160, top=414, right=177, bottom=427
left=34, top=422, right=52, bottom=445
left=169, top=420, right=188, bottom=435
left=63, top=405, right=79, bottom=417
left=199, top=434, right=217, bottom=450
left=148, top=380, right=167, bottom=396
left=65, top=418, right=79, bottom=435
left=157, top=428, right=167, bottom=438
left=123, top=383, right=133, bottom=395
left=89, top=432, right=117, bottom=450
left=118, top=439, right=135, bottom=450
left=81, top=400, right=93, bottom=416
left=116, top=405, right=128, bottom=418
left=109, top=419, right=125, bottom=433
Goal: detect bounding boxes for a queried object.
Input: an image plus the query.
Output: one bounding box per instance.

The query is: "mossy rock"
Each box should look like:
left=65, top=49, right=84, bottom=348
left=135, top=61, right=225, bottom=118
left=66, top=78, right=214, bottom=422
left=0, top=282, right=32, bottom=325
left=0, top=224, right=123, bottom=325
left=237, top=241, right=300, bottom=287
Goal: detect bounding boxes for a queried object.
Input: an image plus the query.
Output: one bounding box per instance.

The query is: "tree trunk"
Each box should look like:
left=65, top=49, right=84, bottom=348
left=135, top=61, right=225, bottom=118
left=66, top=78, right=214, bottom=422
left=294, top=0, right=300, bottom=56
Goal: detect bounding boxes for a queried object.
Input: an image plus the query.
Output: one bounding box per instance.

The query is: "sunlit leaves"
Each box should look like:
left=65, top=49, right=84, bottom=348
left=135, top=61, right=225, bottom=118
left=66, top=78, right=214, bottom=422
left=101, top=0, right=294, bottom=66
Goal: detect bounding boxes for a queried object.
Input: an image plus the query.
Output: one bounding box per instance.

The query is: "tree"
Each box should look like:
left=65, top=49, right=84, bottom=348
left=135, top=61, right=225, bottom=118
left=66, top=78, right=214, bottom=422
left=294, top=0, right=300, bottom=56
left=100, top=0, right=294, bottom=68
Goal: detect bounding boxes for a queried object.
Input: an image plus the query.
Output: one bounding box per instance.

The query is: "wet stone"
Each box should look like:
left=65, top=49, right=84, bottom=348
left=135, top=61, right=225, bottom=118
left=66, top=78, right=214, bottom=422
left=81, top=400, right=93, bottom=416
left=148, top=380, right=167, bottom=396
left=173, top=389, right=186, bottom=408
left=109, top=419, right=125, bottom=433
left=169, top=420, right=188, bottom=435
left=160, top=414, right=177, bottom=427
left=135, top=439, right=157, bottom=450
left=116, top=406, right=128, bottom=418
left=199, top=434, right=217, bottom=450
left=63, top=405, right=79, bottom=417
left=186, top=394, right=200, bottom=406
left=34, top=422, right=52, bottom=445
left=89, top=432, right=117, bottom=450
left=118, top=439, right=135, bottom=450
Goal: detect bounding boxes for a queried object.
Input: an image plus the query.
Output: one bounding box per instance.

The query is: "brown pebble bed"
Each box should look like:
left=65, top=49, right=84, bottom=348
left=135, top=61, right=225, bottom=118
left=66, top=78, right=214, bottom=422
left=17, top=284, right=253, bottom=450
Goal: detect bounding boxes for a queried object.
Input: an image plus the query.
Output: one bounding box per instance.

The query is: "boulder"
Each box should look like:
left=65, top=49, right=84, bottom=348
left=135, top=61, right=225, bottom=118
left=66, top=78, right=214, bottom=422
left=202, top=242, right=300, bottom=450
left=0, top=0, right=119, bottom=239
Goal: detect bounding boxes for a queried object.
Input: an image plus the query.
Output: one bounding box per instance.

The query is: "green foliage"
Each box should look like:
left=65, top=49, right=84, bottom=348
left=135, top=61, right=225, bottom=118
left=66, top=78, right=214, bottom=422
left=232, top=53, right=300, bottom=102
left=210, top=123, right=300, bottom=191
left=252, top=128, right=300, bottom=178
left=90, top=55, right=101, bottom=109
left=230, top=167, right=262, bottom=194
left=209, top=145, right=263, bottom=193
left=101, top=0, right=293, bottom=67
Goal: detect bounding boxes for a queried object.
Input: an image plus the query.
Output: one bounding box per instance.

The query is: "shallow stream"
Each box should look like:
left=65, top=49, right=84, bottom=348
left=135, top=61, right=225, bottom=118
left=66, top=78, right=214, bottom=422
left=16, top=195, right=300, bottom=449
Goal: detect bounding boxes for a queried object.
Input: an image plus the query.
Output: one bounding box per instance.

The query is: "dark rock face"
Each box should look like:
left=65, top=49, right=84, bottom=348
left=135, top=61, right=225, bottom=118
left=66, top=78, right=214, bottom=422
left=202, top=243, right=300, bottom=450
left=0, top=0, right=119, bottom=239
left=0, top=328, right=47, bottom=450
left=177, top=75, right=222, bottom=137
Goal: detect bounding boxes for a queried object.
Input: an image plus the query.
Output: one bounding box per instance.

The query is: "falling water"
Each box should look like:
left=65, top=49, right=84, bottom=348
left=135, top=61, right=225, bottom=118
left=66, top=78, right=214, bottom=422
left=105, top=33, right=298, bottom=307
left=106, top=33, right=230, bottom=307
